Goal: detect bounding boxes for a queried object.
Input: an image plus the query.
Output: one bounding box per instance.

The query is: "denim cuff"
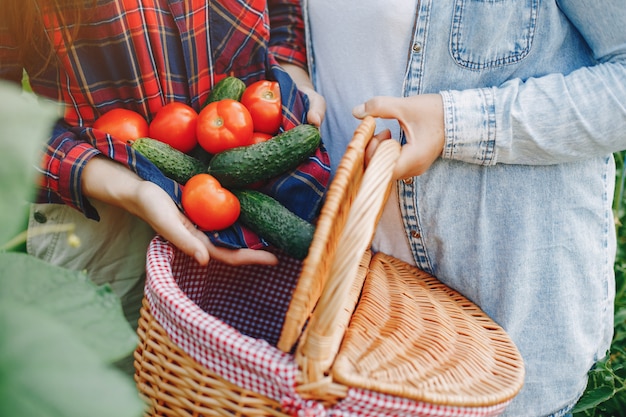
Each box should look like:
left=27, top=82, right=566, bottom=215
left=440, top=88, right=497, bottom=166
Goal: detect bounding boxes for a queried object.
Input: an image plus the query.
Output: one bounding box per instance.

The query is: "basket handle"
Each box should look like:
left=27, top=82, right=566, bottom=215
left=296, top=135, right=401, bottom=389
left=277, top=117, right=378, bottom=353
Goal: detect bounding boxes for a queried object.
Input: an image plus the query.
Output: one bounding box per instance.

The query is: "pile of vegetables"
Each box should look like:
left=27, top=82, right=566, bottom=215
left=92, top=77, right=320, bottom=259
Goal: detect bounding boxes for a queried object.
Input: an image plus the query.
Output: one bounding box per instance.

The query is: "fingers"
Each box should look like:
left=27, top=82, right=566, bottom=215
left=206, top=243, right=279, bottom=266
left=364, top=129, right=392, bottom=166
left=303, top=88, right=326, bottom=127
left=155, top=208, right=211, bottom=265
left=277, top=61, right=326, bottom=128
left=391, top=139, right=443, bottom=179
left=131, top=181, right=276, bottom=267
left=170, top=205, right=278, bottom=267
left=353, top=96, right=402, bottom=120
left=307, top=105, right=324, bottom=127
left=353, top=94, right=446, bottom=179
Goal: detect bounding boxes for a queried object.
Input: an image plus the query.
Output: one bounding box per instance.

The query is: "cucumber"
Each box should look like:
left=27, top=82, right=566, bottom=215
left=131, top=137, right=207, bottom=185
left=232, top=189, right=314, bottom=260
left=208, top=124, right=321, bottom=188
left=203, top=76, right=246, bottom=107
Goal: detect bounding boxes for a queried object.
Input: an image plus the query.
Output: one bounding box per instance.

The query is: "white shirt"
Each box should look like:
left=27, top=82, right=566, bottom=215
left=308, top=0, right=417, bottom=264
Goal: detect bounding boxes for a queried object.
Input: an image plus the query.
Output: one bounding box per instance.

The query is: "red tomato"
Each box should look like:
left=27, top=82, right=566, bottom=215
left=240, top=80, right=282, bottom=135
left=196, top=99, right=254, bottom=154
left=93, top=108, right=149, bottom=143
left=149, top=102, right=198, bottom=153
left=250, top=131, right=273, bottom=144
left=182, top=174, right=240, bottom=231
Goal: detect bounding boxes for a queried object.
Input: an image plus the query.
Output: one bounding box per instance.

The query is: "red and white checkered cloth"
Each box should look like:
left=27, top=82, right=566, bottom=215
left=144, top=236, right=511, bottom=417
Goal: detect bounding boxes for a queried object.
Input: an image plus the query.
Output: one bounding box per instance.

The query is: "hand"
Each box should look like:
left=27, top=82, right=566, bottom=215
left=82, top=157, right=279, bottom=267
left=279, top=62, right=326, bottom=127
left=352, top=94, right=445, bottom=180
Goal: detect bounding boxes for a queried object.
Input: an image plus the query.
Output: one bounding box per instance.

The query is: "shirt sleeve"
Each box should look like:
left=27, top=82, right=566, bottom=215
left=37, top=123, right=102, bottom=218
left=37, top=122, right=182, bottom=221
left=267, top=0, right=307, bottom=69
left=441, top=0, right=626, bottom=166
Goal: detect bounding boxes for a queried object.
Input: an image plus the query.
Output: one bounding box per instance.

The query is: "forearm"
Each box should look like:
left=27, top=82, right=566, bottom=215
left=280, top=61, right=325, bottom=127
left=35, top=123, right=101, bottom=218
left=279, top=62, right=314, bottom=91
left=81, top=156, right=144, bottom=215
left=443, top=61, right=626, bottom=166
left=444, top=0, right=626, bottom=166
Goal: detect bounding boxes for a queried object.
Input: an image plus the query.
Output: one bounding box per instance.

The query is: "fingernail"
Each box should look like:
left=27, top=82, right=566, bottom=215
left=352, top=103, right=367, bottom=119
left=195, top=250, right=207, bottom=266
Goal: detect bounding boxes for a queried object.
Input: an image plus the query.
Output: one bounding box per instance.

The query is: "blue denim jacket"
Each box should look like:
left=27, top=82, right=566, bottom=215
left=303, top=1, right=626, bottom=416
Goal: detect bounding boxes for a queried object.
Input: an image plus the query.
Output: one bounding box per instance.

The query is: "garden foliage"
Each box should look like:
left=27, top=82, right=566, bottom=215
left=0, top=81, right=144, bottom=417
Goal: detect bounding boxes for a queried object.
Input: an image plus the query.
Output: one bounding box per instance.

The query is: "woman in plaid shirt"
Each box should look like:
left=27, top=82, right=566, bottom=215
left=0, top=0, right=328, bottom=371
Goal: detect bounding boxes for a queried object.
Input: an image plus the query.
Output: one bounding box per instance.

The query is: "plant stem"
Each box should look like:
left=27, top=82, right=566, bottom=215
left=1, top=223, right=78, bottom=252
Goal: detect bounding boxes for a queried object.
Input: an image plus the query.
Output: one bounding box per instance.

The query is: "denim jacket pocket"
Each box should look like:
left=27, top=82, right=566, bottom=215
left=450, top=0, right=538, bottom=70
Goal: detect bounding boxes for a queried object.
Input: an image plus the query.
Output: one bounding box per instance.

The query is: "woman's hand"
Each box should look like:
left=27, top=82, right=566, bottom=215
left=353, top=94, right=445, bottom=180
left=81, top=156, right=279, bottom=267
left=279, top=62, right=326, bottom=127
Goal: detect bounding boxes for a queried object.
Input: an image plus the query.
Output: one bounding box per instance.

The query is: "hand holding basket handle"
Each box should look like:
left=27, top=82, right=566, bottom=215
left=136, top=116, right=525, bottom=417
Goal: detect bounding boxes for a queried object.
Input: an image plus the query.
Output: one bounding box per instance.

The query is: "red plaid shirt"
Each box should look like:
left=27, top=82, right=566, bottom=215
left=0, top=0, right=310, bottom=219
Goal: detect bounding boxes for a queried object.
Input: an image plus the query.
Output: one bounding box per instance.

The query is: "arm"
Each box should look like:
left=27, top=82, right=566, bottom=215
left=81, top=156, right=278, bottom=267
left=37, top=125, right=279, bottom=266
left=268, top=0, right=325, bottom=126
left=444, top=0, right=626, bottom=166
left=355, top=1, right=626, bottom=179
left=1, top=2, right=280, bottom=266
left=280, top=62, right=325, bottom=127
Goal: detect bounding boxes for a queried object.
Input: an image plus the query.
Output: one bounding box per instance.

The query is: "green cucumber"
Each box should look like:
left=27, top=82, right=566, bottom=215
left=233, top=189, right=314, bottom=260
left=203, top=76, right=246, bottom=107
left=131, top=137, right=207, bottom=185
left=208, top=124, right=321, bottom=188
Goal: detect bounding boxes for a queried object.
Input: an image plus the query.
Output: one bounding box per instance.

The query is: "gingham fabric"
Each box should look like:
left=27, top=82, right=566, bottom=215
left=144, top=236, right=512, bottom=417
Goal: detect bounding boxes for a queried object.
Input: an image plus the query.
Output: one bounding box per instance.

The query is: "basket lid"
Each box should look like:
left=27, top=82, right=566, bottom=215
left=279, top=116, right=525, bottom=408
left=331, top=252, right=525, bottom=407
left=277, top=116, right=382, bottom=352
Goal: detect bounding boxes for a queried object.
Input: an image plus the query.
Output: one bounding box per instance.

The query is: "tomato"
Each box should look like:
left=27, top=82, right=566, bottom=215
left=196, top=99, right=254, bottom=154
left=149, top=102, right=198, bottom=153
left=182, top=173, right=240, bottom=231
left=250, top=131, right=273, bottom=144
left=93, top=108, right=149, bottom=143
left=240, top=80, right=282, bottom=135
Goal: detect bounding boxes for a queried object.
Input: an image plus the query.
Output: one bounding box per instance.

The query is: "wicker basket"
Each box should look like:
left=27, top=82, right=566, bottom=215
left=134, top=117, right=525, bottom=417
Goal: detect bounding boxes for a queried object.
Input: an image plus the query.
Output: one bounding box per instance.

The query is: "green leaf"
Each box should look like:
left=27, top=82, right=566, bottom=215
left=572, top=385, right=616, bottom=413
left=0, top=81, right=59, bottom=246
left=0, top=252, right=138, bottom=363
left=614, top=308, right=626, bottom=327
left=0, top=300, right=145, bottom=417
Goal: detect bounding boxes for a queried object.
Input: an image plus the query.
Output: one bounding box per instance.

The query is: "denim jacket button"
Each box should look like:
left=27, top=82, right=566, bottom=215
left=411, top=230, right=421, bottom=239
left=403, top=177, right=414, bottom=185
left=33, top=211, right=47, bottom=224
left=412, top=42, right=422, bottom=53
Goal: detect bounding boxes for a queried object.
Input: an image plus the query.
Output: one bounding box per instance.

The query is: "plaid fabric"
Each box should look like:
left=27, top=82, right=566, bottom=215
left=0, top=0, right=328, bottom=248
left=144, top=237, right=512, bottom=417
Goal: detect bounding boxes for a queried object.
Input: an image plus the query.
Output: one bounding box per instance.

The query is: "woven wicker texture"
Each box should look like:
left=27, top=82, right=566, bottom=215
left=135, top=299, right=290, bottom=417
left=277, top=116, right=379, bottom=352
left=134, top=117, right=525, bottom=416
left=332, top=252, right=525, bottom=407
left=294, top=133, right=401, bottom=400
left=135, top=295, right=512, bottom=417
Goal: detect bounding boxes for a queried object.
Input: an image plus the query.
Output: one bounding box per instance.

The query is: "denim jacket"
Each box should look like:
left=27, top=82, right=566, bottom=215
left=302, top=1, right=626, bottom=416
